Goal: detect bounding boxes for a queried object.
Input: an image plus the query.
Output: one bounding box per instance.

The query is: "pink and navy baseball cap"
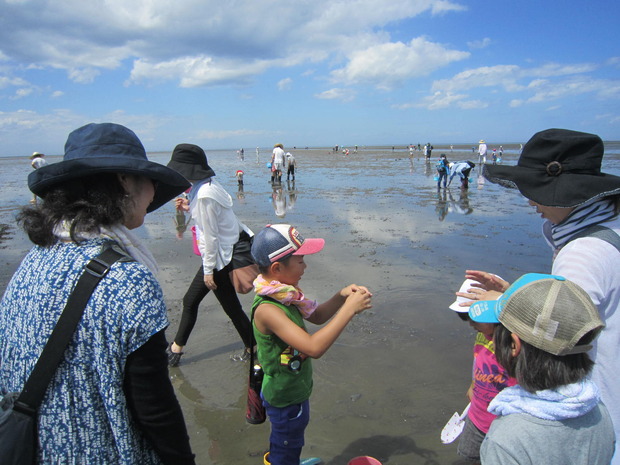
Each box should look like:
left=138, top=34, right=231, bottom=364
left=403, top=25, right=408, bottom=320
left=251, top=224, right=325, bottom=267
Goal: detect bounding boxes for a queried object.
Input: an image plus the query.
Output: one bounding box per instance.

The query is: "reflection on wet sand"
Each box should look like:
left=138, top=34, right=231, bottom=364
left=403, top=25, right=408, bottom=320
left=435, top=188, right=474, bottom=221
left=448, top=189, right=473, bottom=216
left=270, top=180, right=299, bottom=218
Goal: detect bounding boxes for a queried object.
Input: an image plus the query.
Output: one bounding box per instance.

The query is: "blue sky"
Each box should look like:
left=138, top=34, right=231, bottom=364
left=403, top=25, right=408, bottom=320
left=1, top=0, right=619, bottom=156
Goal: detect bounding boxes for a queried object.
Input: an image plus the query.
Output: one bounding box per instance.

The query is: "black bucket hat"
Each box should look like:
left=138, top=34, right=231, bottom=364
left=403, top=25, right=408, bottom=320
left=167, top=143, right=216, bottom=181
left=28, top=123, right=190, bottom=212
left=483, top=128, right=620, bottom=207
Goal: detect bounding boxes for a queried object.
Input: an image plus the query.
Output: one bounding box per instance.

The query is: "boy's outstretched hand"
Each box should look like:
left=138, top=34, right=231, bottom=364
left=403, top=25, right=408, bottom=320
left=341, top=284, right=373, bottom=314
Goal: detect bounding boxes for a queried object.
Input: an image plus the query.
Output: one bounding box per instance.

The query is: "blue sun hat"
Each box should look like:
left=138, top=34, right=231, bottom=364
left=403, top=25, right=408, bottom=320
left=28, top=123, right=190, bottom=212
left=469, top=273, right=604, bottom=356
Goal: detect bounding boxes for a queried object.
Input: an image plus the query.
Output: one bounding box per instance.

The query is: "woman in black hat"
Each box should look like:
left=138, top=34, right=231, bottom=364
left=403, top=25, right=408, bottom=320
left=457, top=128, right=620, bottom=465
left=0, top=123, right=195, bottom=464
left=166, top=143, right=253, bottom=366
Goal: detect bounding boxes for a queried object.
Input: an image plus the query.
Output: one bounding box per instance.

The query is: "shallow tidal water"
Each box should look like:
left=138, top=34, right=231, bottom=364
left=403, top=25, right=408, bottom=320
left=2, top=142, right=620, bottom=464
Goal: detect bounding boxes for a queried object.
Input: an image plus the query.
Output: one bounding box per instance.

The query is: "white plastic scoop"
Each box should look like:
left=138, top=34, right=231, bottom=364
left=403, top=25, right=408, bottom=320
left=440, top=403, right=471, bottom=444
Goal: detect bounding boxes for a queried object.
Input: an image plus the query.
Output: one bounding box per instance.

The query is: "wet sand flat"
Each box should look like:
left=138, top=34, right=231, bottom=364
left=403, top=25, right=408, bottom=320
left=1, top=143, right=620, bottom=464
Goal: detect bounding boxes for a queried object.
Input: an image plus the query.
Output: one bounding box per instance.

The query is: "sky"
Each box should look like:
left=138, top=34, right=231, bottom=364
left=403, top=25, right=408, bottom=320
left=1, top=0, right=619, bottom=156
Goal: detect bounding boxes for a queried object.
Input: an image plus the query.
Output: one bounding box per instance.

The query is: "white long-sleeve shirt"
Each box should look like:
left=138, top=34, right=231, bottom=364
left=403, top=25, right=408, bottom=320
left=546, top=216, right=620, bottom=464
left=190, top=179, right=251, bottom=274
left=448, top=162, right=472, bottom=184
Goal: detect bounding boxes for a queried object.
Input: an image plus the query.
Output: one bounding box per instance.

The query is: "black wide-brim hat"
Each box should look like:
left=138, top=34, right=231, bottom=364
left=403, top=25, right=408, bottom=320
left=28, top=123, right=190, bottom=212
left=484, top=128, right=620, bottom=207
left=167, top=143, right=216, bottom=181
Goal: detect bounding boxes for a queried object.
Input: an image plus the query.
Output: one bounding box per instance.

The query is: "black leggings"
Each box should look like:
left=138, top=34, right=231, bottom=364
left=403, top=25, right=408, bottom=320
left=173, top=262, right=252, bottom=348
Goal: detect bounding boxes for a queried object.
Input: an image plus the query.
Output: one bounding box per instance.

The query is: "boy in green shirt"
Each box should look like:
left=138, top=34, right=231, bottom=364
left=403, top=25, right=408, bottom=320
left=251, top=224, right=372, bottom=465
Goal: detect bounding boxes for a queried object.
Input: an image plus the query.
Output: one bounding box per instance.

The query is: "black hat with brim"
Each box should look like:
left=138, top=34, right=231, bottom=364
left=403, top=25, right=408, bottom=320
left=28, top=123, right=191, bottom=213
left=167, top=143, right=216, bottom=181
left=483, top=128, right=620, bottom=207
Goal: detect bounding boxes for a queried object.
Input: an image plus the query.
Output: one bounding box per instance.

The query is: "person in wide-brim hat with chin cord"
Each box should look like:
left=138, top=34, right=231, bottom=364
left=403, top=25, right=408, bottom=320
left=456, top=128, right=620, bottom=465
left=0, top=123, right=195, bottom=464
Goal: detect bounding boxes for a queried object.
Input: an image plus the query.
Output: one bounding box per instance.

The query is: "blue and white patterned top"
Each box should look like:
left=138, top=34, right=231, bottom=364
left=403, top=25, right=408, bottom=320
left=0, top=238, right=168, bottom=464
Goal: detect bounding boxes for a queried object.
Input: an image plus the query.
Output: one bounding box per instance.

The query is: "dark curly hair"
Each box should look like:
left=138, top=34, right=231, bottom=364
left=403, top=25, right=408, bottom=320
left=18, top=173, right=130, bottom=247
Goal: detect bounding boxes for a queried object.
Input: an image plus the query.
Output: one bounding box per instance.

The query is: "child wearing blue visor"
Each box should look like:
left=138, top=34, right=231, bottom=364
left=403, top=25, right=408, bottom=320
left=468, top=273, right=615, bottom=465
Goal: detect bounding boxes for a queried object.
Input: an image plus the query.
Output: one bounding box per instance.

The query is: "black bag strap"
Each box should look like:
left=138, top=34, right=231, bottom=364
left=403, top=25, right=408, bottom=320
left=249, top=302, right=258, bottom=371
left=14, top=243, right=130, bottom=415
left=248, top=295, right=285, bottom=370
left=248, top=295, right=276, bottom=370
left=568, top=224, right=620, bottom=253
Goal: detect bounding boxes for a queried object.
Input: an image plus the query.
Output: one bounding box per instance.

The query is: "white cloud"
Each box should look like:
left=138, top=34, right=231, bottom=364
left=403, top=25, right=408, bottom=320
left=527, top=62, right=597, bottom=77
left=0, top=109, right=85, bottom=154
left=432, top=62, right=599, bottom=95
left=12, top=88, right=32, bottom=99
left=606, top=57, right=620, bottom=67
left=524, top=76, right=620, bottom=103
left=392, top=102, right=416, bottom=110
left=422, top=61, right=619, bottom=109
left=68, top=67, right=101, bottom=84
left=330, top=37, right=469, bottom=90
left=420, top=91, right=466, bottom=109
left=0, top=0, right=468, bottom=88
left=467, top=37, right=491, bottom=49
left=315, top=88, right=356, bottom=102
left=278, top=78, right=292, bottom=91
left=431, top=65, right=523, bottom=93
left=596, top=113, right=620, bottom=125
left=431, top=0, right=467, bottom=14
left=415, top=91, right=486, bottom=110
left=458, top=99, right=486, bottom=110
left=0, top=75, right=31, bottom=89
left=129, top=56, right=271, bottom=87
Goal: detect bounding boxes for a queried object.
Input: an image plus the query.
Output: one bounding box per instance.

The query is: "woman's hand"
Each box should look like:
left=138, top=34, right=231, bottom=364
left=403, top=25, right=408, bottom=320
left=204, top=273, right=217, bottom=290
left=454, top=270, right=508, bottom=308
left=464, top=270, right=509, bottom=293
left=456, top=289, right=503, bottom=308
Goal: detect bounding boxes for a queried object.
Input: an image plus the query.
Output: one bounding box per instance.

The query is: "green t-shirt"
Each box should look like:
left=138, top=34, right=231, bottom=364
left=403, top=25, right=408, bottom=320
left=251, top=295, right=313, bottom=407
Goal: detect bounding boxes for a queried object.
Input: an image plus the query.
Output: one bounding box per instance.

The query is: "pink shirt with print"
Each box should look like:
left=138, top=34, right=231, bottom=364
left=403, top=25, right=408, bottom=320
left=469, top=332, right=516, bottom=433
